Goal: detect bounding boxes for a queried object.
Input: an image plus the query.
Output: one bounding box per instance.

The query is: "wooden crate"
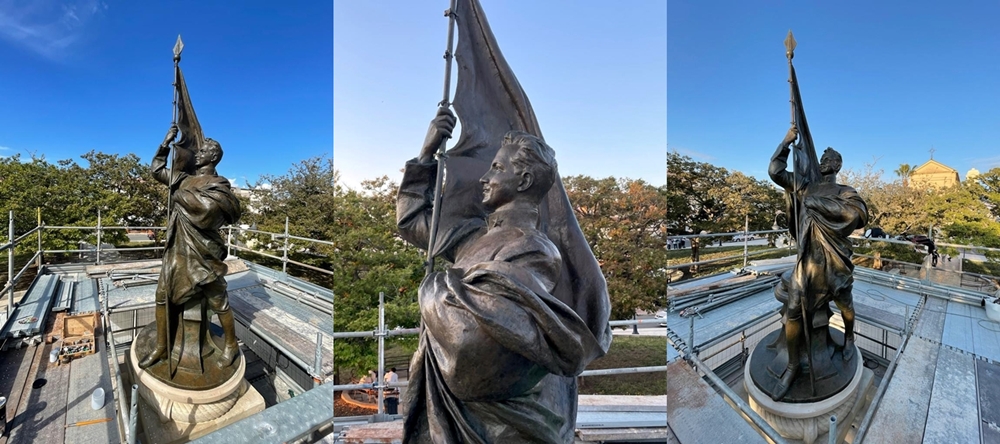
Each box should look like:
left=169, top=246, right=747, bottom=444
left=63, top=311, right=98, bottom=337
left=59, top=336, right=96, bottom=363
left=59, top=312, right=98, bottom=364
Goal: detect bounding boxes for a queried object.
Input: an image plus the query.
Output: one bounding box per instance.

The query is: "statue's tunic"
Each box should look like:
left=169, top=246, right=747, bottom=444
left=152, top=156, right=241, bottom=306
left=769, top=152, right=868, bottom=312
left=398, top=160, right=601, bottom=443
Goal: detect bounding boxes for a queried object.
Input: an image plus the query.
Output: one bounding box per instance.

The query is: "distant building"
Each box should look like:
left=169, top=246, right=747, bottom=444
left=232, top=184, right=271, bottom=214
left=909, top=159, right=960, bottom=190
left=967, top=168, right=981, bottom=182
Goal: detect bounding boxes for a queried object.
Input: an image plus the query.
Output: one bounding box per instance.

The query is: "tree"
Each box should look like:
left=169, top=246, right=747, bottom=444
left=894, top=163, right=913, bottom=187
left=710, top=171, right=784, bottom=234
left=927, top=179, right=1000, bottom=260
left=565, top=176, right=668, bottom=320
left=841, top=162, right=929, bottom=236
left=248, top=156, right=334, bottom=242
left=666, top=151, right=728, bottom=235
left=0, top=152, right=166, bottom=252
left=332, top=172, right=423, bottom=380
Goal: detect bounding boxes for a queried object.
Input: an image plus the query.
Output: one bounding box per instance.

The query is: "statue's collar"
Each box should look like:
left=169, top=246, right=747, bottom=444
left=486, top=207, right=539, bottom=230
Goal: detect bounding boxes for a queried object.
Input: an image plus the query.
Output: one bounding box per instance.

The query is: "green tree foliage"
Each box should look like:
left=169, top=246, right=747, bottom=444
left=927, top=177, right=1000, bottom=259
left=238, top=156, right=335, bottom=279
left=710, top=171, right=784, bottom=233
left=666, top=151, right=727, bottom=235
left=894, top=163, right=913, bottom=187
left=564, top=176, right=668, bottom=321
left=0, top=153, right=166, bottom=252
left=332, top=173, right=423, bottom=379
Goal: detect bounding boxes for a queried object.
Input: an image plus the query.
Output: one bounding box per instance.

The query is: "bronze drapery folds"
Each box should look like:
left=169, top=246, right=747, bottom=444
left=397, top=1, right=612, bottom=442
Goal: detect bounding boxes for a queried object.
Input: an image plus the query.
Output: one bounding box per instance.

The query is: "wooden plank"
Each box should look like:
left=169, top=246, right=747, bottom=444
left=923, top=347, right=979, bottom=443
left=912, top=296, right=947, bottom=342
left=9, top=342, right=69, bottom=443
left=65, top=331, right=120, bottom=444
left=666, top=360, right=764, bottom=443
left=229, top=290, right=333, bottom=375
left=865, top=336, right=940, bottom=443
left=0, top=346, right=35, bottom=444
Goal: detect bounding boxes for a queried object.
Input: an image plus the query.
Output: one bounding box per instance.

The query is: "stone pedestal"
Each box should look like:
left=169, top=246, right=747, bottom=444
left=745, top=342, right=865, bottom=444
left=986, top=300, right=1000, bottom=322
left=130, top=334, right=265, bottom=443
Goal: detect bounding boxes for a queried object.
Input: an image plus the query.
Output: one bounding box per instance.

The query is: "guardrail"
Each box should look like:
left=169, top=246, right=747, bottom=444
left=332, top=291, right=668, bottom=424
left=0, top=209, right=333, bottom=442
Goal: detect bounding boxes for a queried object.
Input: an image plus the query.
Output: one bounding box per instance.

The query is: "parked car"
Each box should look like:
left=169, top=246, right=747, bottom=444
left=655, top=308, right=667, bottom=327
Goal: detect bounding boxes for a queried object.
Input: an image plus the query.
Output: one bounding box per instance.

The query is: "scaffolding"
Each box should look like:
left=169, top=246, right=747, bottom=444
left=0, top=209, right=333, bottom=443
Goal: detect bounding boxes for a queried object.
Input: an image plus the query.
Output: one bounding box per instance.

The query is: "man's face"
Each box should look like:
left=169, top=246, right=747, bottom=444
left=819, top=152, right=839, bottom=175
left=480, top=144, right=522, bottom=210
left=194, top=144, right=217, bottom=168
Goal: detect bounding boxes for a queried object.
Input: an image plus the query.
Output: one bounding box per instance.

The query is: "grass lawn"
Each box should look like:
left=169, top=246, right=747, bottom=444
left=963, top=259, right=1000, bottom=278
left=578, top=335, right=666, bottom=396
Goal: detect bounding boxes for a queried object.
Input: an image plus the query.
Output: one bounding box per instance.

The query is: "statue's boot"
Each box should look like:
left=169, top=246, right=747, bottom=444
left=139, top=303, right=168, bottom=369
left=771, top=363, right=799, bottom=401
left=841, top=332, right=856, bottom=362
left=216, top=308, right=240, bottom=369
left=771, top=317, right=802, bottom=401
left=837, top=304, right=856, bottom=362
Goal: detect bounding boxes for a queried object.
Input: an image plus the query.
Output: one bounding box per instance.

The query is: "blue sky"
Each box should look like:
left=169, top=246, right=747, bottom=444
left=0, top=1, right=332, bottom=188
left=669, top=1, right=1000, bottom=182
left=334, top=1, right=667, bottom=188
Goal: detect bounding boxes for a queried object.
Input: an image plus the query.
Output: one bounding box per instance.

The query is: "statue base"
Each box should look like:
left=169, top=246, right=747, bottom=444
left=744, top=336, right=867, bottom=444
left=129, top=328, right=265, bottom=443
left=132, top=300, right=240, bottom=390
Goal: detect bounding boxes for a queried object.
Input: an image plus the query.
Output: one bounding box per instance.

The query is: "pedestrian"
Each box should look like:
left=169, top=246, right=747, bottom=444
left=384, top=367, right=400, bottom=414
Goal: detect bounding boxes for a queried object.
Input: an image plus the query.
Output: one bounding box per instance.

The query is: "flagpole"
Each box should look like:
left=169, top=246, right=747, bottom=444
left=166, top=34, right=183, bottom=378
left=425, top=0, right=458, bottom=276
left=785, top=30, right=816, bottom=397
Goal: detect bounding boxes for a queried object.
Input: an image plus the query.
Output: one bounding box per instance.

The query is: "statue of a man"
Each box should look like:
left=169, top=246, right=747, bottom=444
left=766, top=124, right=868, bottom=401
left=140, top=124, right=242, bottom=372
left=398, top=108, right=603, bottom=443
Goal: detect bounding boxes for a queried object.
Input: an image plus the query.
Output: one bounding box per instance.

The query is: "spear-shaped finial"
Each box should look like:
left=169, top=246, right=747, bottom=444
left=784, top=30, right=796, bottom=61
left=173, top=35, right=184, bottom=63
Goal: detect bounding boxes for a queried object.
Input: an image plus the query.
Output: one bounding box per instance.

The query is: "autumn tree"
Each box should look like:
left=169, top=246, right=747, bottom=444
left=710, top=171, right=784, bottom=234
left=564, top=176, right=668, bottom=320
left=666, top=151, right=728, bottom=235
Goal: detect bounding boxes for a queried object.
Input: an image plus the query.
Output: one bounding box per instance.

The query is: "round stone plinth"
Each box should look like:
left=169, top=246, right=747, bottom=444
left=987, top=300, right=1000, bottom=322
left=744, top=341, right=863, bottom=444
left=130, top=339, right=246, bottom=423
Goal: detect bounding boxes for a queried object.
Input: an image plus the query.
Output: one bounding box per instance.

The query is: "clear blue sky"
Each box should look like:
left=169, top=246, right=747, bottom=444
left=334, top=1, right=667, bottom=188
left=0, top=1, right=332, bottom=188
left=669, top=1, right=1000, bottom=182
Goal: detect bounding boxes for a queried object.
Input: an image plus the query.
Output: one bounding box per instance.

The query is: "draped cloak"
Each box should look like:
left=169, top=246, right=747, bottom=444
left=772, top=53, right=868, bottom=309
left=398, top=161, right=606, bottom=443
left=397, top=0, right=611, bottom=441
left=769, top=151, right=868, bottom=310
left=151, top=157, right=241, bottom=305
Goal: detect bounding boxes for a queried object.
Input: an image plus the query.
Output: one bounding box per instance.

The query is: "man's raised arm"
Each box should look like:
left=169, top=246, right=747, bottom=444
left=769, top=125, right=798, bottom=190
left=151, top=125, right=179, bottom=186
left=396, top=107, right=456, bottom=251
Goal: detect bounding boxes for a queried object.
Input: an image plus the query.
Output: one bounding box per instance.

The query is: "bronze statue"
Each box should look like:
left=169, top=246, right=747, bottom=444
left=397, top=1, right=611, bottom=442
left=764, top=127, right=868, bottom=401
left=399, top=110, right=605, bottom=443
left=749, top=32, right=869, bottom=402
left=135, top=37, right=243, bottom=389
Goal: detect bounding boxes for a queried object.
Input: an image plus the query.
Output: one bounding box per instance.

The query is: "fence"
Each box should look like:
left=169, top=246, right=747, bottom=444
left=331, top=291, right=669, bottom=424
left=0, top=209, right=333, bottom=443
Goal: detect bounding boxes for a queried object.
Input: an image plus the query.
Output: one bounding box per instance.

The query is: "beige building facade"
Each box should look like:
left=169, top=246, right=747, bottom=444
left=909, top=159, right=960, bottom=190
